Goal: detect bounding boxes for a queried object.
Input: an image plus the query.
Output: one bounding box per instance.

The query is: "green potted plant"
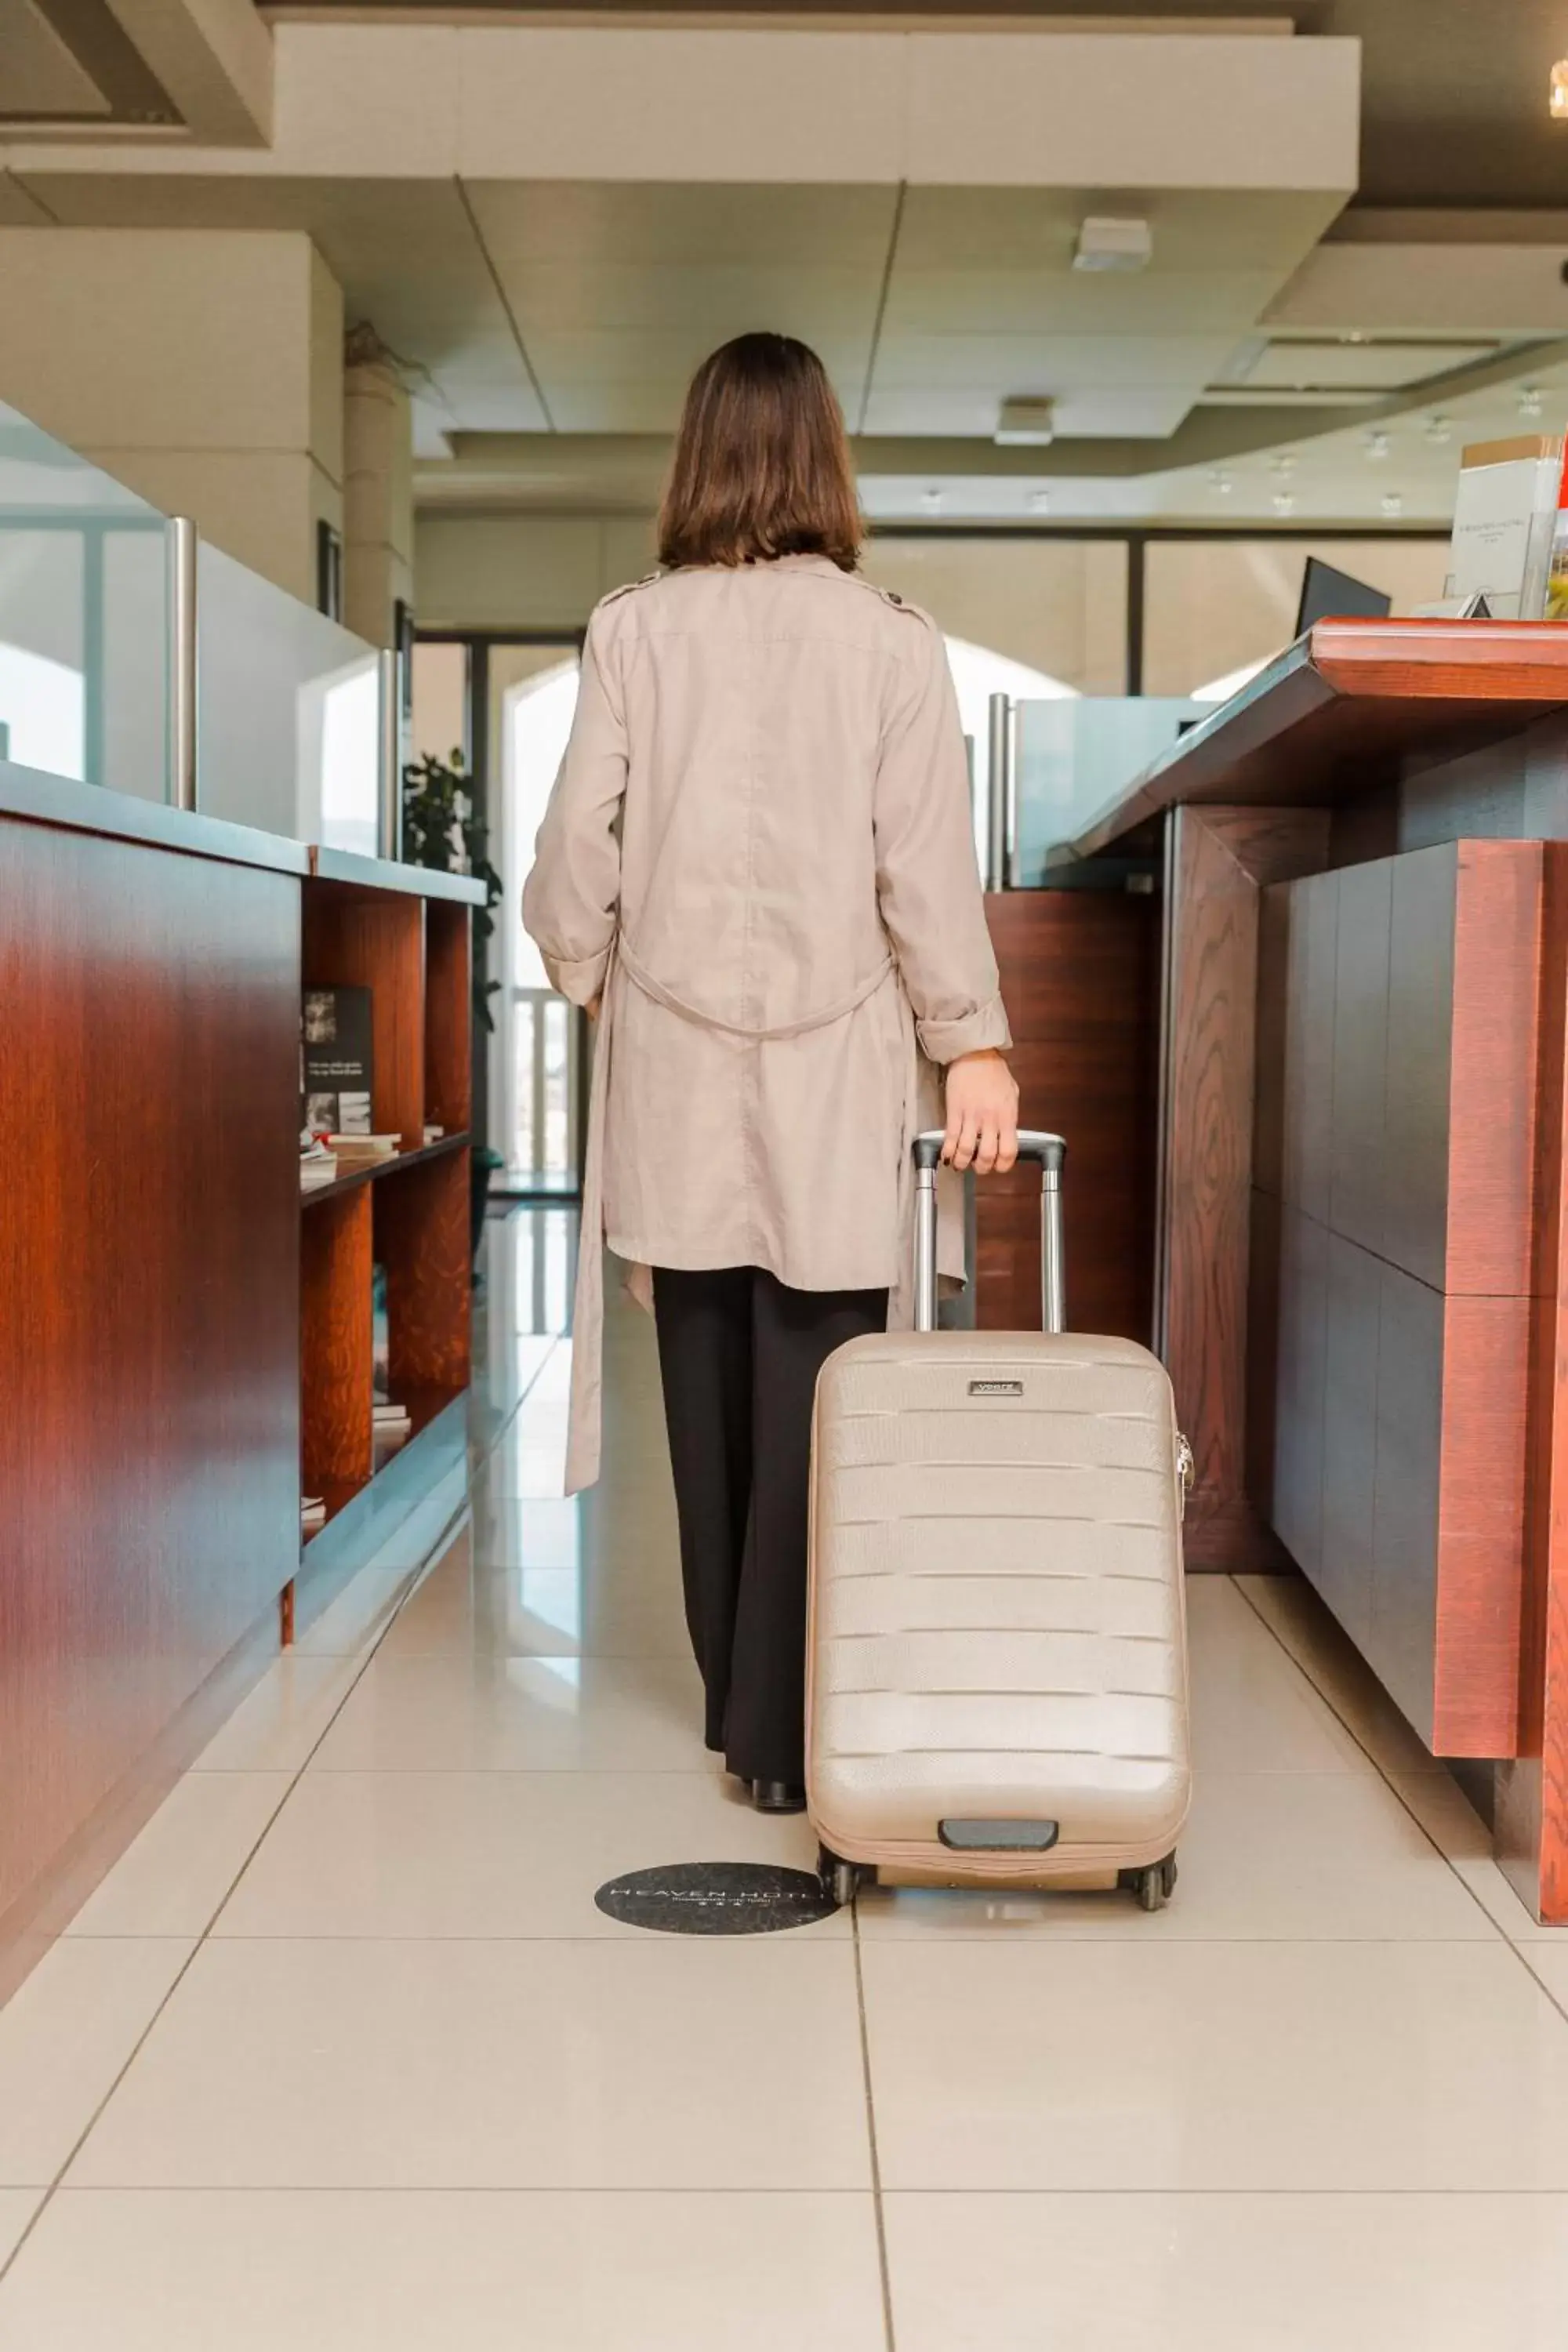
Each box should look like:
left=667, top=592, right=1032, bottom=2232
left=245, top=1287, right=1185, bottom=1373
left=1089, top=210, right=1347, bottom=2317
left=401, top=746, right=506, bottom=1265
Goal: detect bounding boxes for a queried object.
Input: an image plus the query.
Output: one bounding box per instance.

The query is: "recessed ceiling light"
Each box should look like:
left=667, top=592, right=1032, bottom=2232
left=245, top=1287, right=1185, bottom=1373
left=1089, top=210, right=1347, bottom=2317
left=1028, top=488, right=1051, bottom=515
left=920, top=488, right=943, bottom=515
left=1381, top=491, right=1404, bottom=517
left=1207, top=469, right=1234, bottom=497
left=1552, top=60, right=1568, bottom=118
left=1340, top=331, right=1370, bottom=346
left=1272, top=491, right=1296, bottom=517
left=1073, top=217, right=1152, bottom=274
left=1365, top=429, right=1390, bottom=461
left=996, top=397, right=1056, bottom=446
left=1270, top=453, right=1297, bottom=479
left=1424, top=414, right=1451, bottom=444
left=1520, top=384, right=1545, bottom=419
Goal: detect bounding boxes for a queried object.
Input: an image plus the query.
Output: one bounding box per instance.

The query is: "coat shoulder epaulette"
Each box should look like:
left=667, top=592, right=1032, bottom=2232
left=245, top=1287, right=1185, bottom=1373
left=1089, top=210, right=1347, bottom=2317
left=598, top=571, right=663, bottom=610
left=850, top=575, right=933, bottom=628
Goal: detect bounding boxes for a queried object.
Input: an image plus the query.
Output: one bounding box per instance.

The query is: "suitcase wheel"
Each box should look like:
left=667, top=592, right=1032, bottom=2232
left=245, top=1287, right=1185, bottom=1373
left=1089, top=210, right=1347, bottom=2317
left=818, top=1845, right=869, bottom=1908
left=1127, top=1855, right=1178, bottom=1913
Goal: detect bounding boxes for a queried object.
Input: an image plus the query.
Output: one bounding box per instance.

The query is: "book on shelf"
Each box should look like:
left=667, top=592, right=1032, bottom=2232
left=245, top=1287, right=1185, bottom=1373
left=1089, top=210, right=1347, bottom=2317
left=299, top=1134, right=337, bottom=1191
left=329, top=1132, right=399, bottom=1165
left=373, top=1402, right=410, bottom=1428
left=423, top=1123, right=445, bottom=1145
left=302, top=985, right=374, bottom=1135
left=301, top=1496, right=326, bottom=1531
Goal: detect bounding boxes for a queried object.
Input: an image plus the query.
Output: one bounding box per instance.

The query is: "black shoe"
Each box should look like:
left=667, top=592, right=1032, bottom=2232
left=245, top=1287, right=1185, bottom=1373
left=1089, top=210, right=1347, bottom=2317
left=752, top=1780, right=808, bottom=1815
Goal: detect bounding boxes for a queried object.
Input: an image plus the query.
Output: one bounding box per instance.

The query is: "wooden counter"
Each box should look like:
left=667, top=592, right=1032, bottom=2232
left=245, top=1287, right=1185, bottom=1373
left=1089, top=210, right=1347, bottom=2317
left=0, top=761, right=484, bottom=1998
left=1067, top=621, right=1568, bottom=1923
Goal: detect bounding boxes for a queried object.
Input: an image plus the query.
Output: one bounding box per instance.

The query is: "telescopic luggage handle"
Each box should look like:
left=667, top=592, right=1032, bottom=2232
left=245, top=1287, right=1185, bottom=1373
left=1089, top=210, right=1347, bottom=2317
left=912, top=1129, right=1066, bottom=1337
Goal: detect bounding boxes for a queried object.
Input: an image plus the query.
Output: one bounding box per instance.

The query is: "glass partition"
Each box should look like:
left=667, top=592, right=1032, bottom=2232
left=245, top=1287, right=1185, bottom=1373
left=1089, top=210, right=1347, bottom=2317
left=0, top=401, right=170, bottom=802
left=197, top=543, right=380, bottom=853
left=1014, top=697, right=1203, bottom=878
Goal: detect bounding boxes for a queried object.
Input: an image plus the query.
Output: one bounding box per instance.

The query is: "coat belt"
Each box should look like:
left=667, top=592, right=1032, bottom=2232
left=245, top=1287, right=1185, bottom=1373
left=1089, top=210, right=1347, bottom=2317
left=616, top=935, right=895, bottom=1041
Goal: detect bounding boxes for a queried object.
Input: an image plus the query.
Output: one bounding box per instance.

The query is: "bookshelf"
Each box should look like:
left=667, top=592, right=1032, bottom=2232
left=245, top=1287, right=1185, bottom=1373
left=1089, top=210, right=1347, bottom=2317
left=292, top=848, right=486, bottom=1633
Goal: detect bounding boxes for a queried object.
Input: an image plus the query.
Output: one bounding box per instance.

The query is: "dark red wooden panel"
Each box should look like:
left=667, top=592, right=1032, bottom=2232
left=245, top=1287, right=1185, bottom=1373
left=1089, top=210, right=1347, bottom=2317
left=424, top=901, right=472, bottom=1139
left=303, top=880, right=425, bottom=1149
left=975, top=890, right=1160, bottom=1345
left=0, top=820, right=299, bottom=1939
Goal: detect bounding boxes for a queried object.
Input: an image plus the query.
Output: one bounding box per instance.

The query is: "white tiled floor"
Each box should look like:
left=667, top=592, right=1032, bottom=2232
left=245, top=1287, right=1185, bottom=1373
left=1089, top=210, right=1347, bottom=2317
left=3, top=1205, right=1568, bottom=2344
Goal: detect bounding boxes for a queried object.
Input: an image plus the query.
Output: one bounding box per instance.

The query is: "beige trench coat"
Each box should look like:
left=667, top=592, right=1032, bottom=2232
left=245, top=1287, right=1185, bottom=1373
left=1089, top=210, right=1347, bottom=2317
left=521, top=552, right=1011, bottom=1491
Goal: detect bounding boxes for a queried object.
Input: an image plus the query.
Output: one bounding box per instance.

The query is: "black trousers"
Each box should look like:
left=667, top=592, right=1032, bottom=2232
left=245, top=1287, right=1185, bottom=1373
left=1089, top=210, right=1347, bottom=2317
left=652, top=1265, right=889, bottom=1786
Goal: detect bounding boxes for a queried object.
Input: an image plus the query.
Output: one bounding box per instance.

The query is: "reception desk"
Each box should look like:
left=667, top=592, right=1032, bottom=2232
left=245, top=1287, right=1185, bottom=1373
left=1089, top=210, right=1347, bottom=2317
left=0, top=763, right=482, bottom=1999
left=1065, top=620, right=1568, bottom=1924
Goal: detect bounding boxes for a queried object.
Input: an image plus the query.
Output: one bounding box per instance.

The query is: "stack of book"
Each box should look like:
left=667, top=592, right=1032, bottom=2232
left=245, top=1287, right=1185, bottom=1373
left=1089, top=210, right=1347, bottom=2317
left=330, top=1133, right=399, bottom=1171
left=299, top=1136, right=338, bottom=1192
left=373, top=1399, right=412, bottom=1460
left=302, top=1495, right=326, bottom=1534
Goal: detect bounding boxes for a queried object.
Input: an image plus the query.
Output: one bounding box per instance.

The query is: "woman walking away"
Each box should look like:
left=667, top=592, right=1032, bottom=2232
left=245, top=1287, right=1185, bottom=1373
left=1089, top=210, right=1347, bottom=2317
left=523, top=331, right=1018, bottom=1813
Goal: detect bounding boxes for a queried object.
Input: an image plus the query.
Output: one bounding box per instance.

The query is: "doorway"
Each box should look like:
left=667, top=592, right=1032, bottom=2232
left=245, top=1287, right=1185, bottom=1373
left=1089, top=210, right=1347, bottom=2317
left=486, top=641, right=584, bottom=1195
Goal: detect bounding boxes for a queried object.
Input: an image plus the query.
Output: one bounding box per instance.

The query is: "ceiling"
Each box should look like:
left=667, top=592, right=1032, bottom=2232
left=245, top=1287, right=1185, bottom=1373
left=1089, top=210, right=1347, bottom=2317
left=259, top=1, right=1568, bottom=209
left=8, top=8, right=1568, bottom=524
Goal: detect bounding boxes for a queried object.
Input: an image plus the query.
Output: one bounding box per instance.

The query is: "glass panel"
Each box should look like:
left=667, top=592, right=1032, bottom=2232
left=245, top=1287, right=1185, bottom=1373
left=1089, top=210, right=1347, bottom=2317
left=0, top=401, right=169, bottom=800
left=197, top=541, right=380, bottom=849
left=1014, top=697, right=1203, bottom=877
left=1143, top=537, right=1451, bottom=699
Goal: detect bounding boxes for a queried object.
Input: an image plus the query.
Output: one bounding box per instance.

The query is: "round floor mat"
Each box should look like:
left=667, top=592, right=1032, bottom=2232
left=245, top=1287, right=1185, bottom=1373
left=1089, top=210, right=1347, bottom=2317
left=594, top=1860, right=838, bottom=1935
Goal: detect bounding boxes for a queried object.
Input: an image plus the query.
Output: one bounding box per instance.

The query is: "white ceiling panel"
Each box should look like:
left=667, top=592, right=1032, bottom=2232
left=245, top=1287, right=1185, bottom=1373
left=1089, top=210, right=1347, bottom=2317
left=890, top=186, right=1345, bottom=277
left=884, top=268, right=1290, bottom=339
left=464, top=182, right=898, bottom=270
left=1244, top=338, right=1503, bottom=390
left=870, top=334, right=1245, bottom=394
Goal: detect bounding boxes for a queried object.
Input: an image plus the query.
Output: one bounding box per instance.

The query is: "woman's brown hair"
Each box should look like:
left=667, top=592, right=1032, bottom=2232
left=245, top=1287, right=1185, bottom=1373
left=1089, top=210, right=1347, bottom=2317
left=658, top=332, right=861, bottom=573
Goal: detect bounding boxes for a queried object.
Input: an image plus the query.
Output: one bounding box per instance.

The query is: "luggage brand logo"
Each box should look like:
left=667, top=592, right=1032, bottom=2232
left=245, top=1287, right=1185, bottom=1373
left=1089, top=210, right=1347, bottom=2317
left=969, top=1378, right=1024, bottom=1396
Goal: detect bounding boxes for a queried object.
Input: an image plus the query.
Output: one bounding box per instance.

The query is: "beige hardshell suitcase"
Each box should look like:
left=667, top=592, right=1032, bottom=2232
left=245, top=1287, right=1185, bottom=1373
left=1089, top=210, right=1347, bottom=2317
left=806, top=1130, right=1192, bottom=1910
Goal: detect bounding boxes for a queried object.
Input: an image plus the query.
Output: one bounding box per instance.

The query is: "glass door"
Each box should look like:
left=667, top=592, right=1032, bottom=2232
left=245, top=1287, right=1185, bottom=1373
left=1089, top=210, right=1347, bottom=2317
left=487, top=641, right=584, bottom=1194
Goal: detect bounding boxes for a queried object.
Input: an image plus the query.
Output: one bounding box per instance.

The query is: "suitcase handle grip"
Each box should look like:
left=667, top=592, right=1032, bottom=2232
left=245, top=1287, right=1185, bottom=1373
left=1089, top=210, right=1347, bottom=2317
left=912, top=1128, right=1064, bottom=1175
left=911, top=1128, right=1067, bottom=1335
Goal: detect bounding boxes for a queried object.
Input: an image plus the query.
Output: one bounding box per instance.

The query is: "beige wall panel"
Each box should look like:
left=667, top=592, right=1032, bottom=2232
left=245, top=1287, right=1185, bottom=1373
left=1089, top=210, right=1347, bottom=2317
left=310, top=245, right=346, bottom=487
left=0, top=230, right=323, bottom=456
left=906, top=34, right=1359, bottom=193
left=862, top=536, right=1128, bottom=691
left=414, top=512, right=607, bottom=632
left=456, top=30, right=905, bottom=186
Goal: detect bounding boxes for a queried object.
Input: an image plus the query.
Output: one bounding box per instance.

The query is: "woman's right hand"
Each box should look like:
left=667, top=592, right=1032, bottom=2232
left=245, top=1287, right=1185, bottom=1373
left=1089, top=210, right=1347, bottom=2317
left=942, top=1049, right=1019, bottom=1175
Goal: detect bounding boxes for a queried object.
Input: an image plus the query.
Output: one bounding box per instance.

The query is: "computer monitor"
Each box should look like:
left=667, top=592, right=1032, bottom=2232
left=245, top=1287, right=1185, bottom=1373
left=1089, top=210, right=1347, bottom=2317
left=1295, top=556, right=1392, bottom=634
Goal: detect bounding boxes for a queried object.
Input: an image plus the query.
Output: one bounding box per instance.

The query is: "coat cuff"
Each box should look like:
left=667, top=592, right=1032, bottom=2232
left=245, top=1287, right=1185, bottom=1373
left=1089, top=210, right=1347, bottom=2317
left=918, top=995, right=1013, bottom=1064
left=543, top=946, right=612, bottom=1007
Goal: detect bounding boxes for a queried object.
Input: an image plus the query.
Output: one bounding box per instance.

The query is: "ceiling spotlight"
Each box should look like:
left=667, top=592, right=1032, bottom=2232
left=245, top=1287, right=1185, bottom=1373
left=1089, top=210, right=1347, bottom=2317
left=920, top=487, right=943, bottom=515
left=1270, top=453, right=1297, bottom=479
left=996, top=397, right=1056, bottom=446
left=1363, top=429, right=1391, bottom=461
left=1028, top=488, right=1051, bottom=515
left=1073, top=216, right=1153, bottom=274
left=1424, top=414, right=1452, bottom=445
left=1520, top=384, right=1545, bottom=419
left=1381, top=492, right=1404, bottom=517
left=1207, top=468, right=1235, bottom=497
left=1272, top=491, right=1296, bottom=517
left=1552, top=60, right=1568, bottom=118
left=1339, top=330, right=1370, bottom=346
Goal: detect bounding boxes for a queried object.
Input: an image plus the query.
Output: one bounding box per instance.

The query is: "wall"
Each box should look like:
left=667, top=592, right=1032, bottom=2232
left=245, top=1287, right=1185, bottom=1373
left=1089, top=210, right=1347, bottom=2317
left=0, top=228, right=344, bottom=604
left=413, top=512, right=1127, bottom=686
left=413, top=512, right=656, bottom=634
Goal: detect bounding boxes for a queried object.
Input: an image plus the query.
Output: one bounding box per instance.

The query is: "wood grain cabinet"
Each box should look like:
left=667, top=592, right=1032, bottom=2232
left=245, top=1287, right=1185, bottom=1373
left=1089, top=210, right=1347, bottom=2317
left=1252, top=840, right=1544, bottom=1754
